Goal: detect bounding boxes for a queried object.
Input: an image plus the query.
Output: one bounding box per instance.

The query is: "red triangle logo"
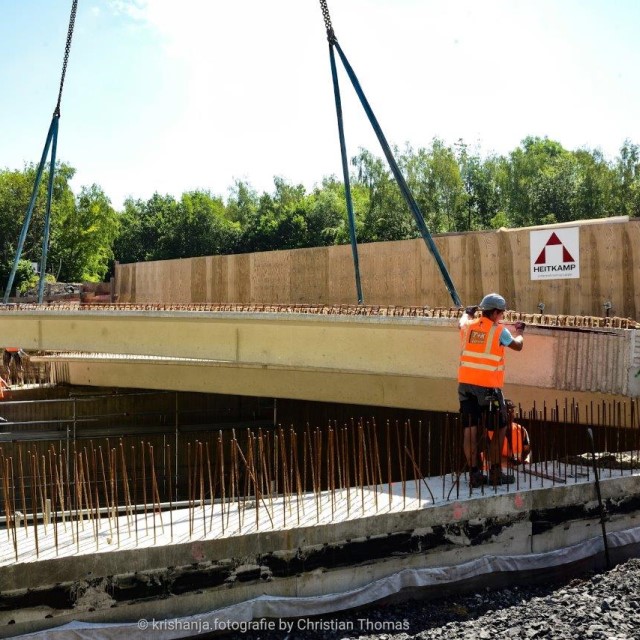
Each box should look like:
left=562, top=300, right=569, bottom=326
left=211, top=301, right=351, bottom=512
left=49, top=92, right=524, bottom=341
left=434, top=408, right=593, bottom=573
left=535, top=232, right=575, bottom=264
left=546, top=232, right=562, bottom=246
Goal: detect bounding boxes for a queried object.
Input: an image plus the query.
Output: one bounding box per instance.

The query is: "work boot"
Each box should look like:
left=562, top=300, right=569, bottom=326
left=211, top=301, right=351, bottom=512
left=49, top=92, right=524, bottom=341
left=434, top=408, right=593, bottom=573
left=469, top=470, right=488, bottom=488
left=489, top=466, right=515, bottom=485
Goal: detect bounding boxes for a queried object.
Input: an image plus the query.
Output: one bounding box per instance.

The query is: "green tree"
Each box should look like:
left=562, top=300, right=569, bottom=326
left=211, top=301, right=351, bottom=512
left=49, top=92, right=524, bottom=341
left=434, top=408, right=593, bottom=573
left=113, top=193, right=176, bottom=264
left=352, top=141, right=468, bottom=240
left=455, top=142, right=506, bottom=230
left=307, top=176, right=369, bottom=247
left=49, top=184, right=119, bottom=282
left=399, top=144, right=445, bottom=235
left=0, top=163, right=76, bottom=292
left=351, top=148, right=409, bottom=242
left=502, top=137, right=576, bottom=227
left=571, top=149, right=617, bottom=220
left=238, top=178, right=310, bottom=252
left=0, top=168, right=35, bottom=290
left=226, top=180, right=259, bottom=227
left=614, top=140, right=640, bottom=217
left=155, top=190, right=240, bottom=259
left=417, top=139, right=467, bottom=232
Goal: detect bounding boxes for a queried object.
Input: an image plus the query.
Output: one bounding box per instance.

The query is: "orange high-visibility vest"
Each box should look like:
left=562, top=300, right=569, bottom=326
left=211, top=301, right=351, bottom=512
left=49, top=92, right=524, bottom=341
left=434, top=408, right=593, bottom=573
left=504, top=422, right=531, bottom=464
left=458, top=317, right=505, bottom=388
left=5, top=348, right=19, bottom=352
left=487, top=422, right=531, bottom=465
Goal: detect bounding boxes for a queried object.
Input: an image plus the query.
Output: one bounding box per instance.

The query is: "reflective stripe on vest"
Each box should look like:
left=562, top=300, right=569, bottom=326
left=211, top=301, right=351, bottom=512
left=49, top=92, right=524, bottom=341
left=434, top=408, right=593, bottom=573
left=458, top=317, right=505, bottom=387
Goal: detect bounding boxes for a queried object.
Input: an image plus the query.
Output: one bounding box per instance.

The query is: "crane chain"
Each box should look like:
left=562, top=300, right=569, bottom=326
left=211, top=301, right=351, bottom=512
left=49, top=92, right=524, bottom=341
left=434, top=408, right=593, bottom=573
left=319, top=0, right=337, bottom=43
left=54, top=0, right=78, bottom=117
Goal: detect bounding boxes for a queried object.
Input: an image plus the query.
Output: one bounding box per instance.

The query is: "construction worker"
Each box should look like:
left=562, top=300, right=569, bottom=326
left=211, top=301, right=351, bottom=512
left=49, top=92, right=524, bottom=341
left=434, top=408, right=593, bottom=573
left=488, top=398, right=532, bottom=466
left=458, top=293, right=525, bottom=487
left=3, top=348, right=24, bottom=386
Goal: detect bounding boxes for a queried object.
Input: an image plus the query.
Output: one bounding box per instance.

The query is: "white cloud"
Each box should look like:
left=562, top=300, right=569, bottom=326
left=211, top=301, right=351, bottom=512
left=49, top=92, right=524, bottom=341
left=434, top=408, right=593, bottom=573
left=16, top=0, right=640, bottom=208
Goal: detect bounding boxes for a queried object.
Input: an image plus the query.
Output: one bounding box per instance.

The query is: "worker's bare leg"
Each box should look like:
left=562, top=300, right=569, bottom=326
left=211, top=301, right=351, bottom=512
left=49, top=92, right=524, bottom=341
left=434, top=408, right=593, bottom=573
left=489, top=426, right=507, bottom=465
left=463, top=425, right=478, bottom=468
left=464, top=425, right=487, bottom=486
left=489, top=425, right=514, bottom=484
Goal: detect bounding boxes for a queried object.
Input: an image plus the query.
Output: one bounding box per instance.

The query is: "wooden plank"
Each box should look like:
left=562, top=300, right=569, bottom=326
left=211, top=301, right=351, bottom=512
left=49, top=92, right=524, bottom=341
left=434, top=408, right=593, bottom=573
left=227, top=253, right=250, bottom=303
left=160, top=259, right=189, bottom=304
left=250, top=250, right=291, bottom=303
left=359, top=239, right=414, bottom=306
left=327, top=244, right=360, bottom=304
left=190, top=257, right=207, bottom=303
left=110, top=218, right=640, bottom=318
left=290, top=246, right=329, bottom=304
left=208, top=255, right=224, bottom=303
left=621, top=223, right=640, bottom=319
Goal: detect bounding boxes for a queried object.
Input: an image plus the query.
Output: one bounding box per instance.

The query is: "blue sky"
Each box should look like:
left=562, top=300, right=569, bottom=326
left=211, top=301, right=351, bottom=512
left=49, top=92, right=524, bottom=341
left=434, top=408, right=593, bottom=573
left=1, top=0, right=639, bottom=210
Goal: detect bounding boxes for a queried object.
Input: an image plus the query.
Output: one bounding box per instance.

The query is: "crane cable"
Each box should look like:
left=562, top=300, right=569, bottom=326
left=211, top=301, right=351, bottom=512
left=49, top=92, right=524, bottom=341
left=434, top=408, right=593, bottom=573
left=319, top=0, right=362, bottom=303
left=318, top=0, right=462, bottom=307
left=3, top=0, right=78, bottom=305
left=55, top=0, right=78, bottom=118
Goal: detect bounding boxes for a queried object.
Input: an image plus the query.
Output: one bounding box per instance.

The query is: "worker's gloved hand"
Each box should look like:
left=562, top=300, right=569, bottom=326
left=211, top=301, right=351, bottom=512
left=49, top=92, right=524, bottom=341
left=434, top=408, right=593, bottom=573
left=464, top=305, right=478, bottom=316
left=514, top=321, right=526, bottom=332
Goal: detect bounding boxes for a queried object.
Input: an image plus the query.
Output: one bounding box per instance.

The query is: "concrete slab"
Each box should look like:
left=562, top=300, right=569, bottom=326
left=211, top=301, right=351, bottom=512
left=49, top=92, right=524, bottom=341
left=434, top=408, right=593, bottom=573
left=1, top=461, right=639, bottom=638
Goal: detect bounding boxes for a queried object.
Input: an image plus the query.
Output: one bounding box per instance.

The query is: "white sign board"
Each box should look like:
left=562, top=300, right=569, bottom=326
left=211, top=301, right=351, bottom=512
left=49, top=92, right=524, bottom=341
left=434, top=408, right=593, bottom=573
left=530, top=227, right=580, bottom=280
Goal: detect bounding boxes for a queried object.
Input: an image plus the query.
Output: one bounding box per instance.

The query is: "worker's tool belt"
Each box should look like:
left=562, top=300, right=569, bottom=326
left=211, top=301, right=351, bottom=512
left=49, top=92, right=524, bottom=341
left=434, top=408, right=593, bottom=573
left=485, top=388, right=508, bottom=427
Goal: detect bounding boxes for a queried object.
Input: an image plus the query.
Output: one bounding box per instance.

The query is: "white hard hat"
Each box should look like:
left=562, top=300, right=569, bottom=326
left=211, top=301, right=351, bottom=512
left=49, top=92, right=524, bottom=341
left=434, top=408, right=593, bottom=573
left=479, top=293, right=506, bottom=311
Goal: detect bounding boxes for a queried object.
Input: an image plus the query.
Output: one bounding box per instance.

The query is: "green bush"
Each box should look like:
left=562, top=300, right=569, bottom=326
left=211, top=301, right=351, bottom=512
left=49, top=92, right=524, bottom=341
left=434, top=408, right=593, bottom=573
left=16, top=261, right=56, bottom=296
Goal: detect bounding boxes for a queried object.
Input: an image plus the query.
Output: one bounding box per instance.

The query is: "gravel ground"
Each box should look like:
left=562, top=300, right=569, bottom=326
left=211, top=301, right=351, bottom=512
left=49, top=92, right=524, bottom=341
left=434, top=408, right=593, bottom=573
left=217, top=557, right=640, bottom=640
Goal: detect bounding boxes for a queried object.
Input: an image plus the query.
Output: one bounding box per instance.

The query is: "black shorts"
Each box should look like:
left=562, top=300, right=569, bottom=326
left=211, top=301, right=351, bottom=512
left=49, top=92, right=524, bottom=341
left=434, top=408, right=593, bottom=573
left=458, top=384, right=506, bottom=430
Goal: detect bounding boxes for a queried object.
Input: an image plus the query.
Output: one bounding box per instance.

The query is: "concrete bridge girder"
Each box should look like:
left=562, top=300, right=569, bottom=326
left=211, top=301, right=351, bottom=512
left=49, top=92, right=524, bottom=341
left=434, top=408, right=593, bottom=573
left=1, top=309, right=638, bottom=411
left=2, top=311, right=458, bottom=376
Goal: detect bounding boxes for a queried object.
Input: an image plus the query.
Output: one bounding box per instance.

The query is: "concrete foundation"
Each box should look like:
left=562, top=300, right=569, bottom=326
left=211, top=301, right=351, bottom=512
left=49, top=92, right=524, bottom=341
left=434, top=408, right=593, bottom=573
left=2, top=465, right=639, bottom=639
left=1, top=307, right=640, bottom=638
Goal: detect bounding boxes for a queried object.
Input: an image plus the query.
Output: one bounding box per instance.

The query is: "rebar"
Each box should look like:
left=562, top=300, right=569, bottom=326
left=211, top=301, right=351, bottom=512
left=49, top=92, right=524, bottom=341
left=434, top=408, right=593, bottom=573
left=166, top=443, right=173, bottom=542
left=0, top=403, right=635, bottom=558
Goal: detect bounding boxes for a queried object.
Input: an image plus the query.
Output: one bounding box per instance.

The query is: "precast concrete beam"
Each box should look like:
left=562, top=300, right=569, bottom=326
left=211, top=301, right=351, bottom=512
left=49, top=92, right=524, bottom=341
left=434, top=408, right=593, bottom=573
left=51, top=357, right=636, bottom=414
left=2, top=309, right=638, bottom=409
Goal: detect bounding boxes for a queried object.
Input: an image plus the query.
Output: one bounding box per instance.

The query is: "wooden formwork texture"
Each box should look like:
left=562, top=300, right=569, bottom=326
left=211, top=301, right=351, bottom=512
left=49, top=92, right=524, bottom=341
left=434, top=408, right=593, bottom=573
left=113, top=218, right=640, bottom=319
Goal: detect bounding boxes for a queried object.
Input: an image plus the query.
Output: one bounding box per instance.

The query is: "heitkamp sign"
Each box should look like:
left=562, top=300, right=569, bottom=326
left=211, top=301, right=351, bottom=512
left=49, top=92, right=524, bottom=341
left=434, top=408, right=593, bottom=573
left=530, top=227, right=580, bottom=280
